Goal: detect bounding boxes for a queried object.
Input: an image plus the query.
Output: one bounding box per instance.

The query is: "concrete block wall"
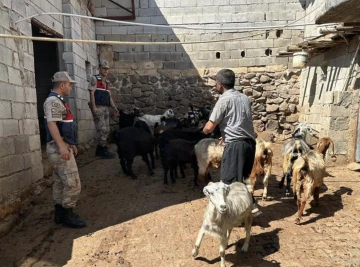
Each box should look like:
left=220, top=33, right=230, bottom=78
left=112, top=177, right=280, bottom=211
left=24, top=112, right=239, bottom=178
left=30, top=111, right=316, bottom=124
left=94, top=0, right=306, bottom=69
left=62, top=0, right=98, bottom=143
left=0, top=0, right=60, bottom=236
left=0, top=0, right=98, bottom=237
left=299, top=37, right=360, bottom=165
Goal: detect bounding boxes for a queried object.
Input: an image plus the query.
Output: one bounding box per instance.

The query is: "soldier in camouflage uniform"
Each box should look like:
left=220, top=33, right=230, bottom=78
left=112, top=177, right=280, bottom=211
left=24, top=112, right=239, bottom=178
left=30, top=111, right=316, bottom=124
left=44, top=71, right=86, bottom=228
left=88, top=60, right=119, bottom=159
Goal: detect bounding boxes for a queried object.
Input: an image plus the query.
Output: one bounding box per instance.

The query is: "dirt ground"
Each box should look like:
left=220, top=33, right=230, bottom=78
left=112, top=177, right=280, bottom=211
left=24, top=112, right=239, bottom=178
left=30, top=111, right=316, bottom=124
left=0, top=140, right=360, bottom=267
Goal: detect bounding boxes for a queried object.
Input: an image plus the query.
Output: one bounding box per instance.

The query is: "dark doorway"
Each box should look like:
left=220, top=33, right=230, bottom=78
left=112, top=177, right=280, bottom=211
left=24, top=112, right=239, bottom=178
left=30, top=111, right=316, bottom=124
left=32, top=23, right=60, bottom=144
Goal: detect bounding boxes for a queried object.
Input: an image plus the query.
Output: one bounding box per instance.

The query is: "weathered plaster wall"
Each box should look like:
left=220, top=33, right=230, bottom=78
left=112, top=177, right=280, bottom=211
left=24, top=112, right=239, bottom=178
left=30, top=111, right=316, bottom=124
left=299, top=36, right=360, bottom=165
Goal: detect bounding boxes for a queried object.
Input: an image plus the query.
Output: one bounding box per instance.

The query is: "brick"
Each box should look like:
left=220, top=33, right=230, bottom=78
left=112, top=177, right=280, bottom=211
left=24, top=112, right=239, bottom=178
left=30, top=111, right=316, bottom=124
left=32, top=165, right=44, bottom=183
left=14, top=136, right=30, bottom=154
left=165, top=52, right=182, bottom=61
left=0, top=46, right=13, bottom=66
left=19, top=119, right=39, bottom=135
left=160, top=45, right=176, bottom=52
left=222, top=59, right=239, bottom=68
left=0, top=170, right=32, bottom=198
left=11, top=102, right=25, bottom=119
left=149, top=52, right=166, bottom=61
left=144, top=45, right=160, bottom=52
left=0, top=101, right=12, bottom=119
left=182, top=15, right=199, bottom=24
left=163, top=62, right=175, bottom=69
left=0, top=156, right=9, bottom=177
left=120, top=53, right=135, bottom=62
left=1, top=120, right=19, bottom=137
left=208, top=42, right=225, bottom=51
left=174, top=61, right=190, bottom=70
left=0, top=137, right=15, bottom=158
left=134, top=52, right=150, bottom=61
left=247, top=12, right=265, bottom=22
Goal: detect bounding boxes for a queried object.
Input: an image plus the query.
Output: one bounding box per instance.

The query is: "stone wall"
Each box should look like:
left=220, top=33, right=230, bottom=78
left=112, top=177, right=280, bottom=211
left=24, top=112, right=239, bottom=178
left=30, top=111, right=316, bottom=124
left=101, top=43, right=301, bottom=133
left=299, top=36, right=360, bottom=165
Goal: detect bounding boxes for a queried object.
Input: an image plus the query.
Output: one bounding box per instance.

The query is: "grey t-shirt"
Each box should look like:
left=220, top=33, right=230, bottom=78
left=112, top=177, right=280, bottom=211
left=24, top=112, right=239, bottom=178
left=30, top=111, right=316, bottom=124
left=209, top=89, right=256, bottom=144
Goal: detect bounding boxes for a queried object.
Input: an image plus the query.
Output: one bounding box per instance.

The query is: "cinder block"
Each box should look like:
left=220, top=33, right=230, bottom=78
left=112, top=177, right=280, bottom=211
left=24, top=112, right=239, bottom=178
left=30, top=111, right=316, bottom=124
left=165, top=52, right=182, bottom=61
left=175, top=61, right=190, bottom=70
left=0, top=137, right=15, bottom=158
left=182, top=15, right=199, bottom=24
left=2, top=120, right=19, bottom=137
left=14, top=136, right=30, bottom=154
left=247, top=12, right=265, bottom=22
left=120, top=53, right=135, bottom=62
left=214, top=0, right=230, bottom=5
left=0, top=100, right=11, bottom=119
left=222, top=59, right=239, bottom=68
left=196, top=0, right=215, bottom=6
left=19, top=119, right=39, bottom=136
left=8, top=154, right=25, bottom=174
left=208, top=42, right=225, bottom=51
left=144, top=45, right=160, bottom=52
left=150, top=52, right=166, bottom=61
left=0, top=46, right=13, bottom=66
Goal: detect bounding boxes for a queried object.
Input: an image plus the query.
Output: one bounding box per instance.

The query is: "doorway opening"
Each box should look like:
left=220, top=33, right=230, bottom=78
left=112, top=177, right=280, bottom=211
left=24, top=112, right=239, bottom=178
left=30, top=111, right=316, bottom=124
left=32, top=22, right=61, bottom=144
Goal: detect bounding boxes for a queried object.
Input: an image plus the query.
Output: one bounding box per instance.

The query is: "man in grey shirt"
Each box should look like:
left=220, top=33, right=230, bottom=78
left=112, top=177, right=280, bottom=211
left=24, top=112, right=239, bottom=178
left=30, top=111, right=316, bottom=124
left=203, top=69, right=261, bottom=216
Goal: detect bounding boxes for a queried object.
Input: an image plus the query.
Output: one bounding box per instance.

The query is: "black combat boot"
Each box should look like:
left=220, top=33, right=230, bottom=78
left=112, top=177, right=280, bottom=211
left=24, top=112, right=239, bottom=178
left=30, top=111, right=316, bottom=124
left=95, top=145, right=102, bottom=157
left=62, top=208, right=87, bottom=228
left=54, top=204, right=64, bottom=224
left=101, top=146, right=115, bottom=159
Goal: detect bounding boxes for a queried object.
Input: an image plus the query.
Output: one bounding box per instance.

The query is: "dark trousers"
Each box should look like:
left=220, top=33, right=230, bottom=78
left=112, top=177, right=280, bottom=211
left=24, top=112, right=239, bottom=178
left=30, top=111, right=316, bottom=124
left=220, top=139, right=256, bottom=203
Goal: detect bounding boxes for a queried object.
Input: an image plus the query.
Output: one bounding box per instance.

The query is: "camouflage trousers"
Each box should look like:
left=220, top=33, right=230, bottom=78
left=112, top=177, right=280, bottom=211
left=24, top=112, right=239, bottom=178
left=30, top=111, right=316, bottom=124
left=93, top=105, right=110, bottom=147
left=47, top=142, right=81, bottom=208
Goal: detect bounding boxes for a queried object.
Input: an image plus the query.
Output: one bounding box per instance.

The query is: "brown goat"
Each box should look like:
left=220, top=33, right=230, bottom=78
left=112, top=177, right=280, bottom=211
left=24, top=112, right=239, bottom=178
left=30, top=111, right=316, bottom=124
left=315, top=137, right=337, bottom=162
left=292, top=150, right=326, bottom=224
left=248, top=138, right=273, bottom=200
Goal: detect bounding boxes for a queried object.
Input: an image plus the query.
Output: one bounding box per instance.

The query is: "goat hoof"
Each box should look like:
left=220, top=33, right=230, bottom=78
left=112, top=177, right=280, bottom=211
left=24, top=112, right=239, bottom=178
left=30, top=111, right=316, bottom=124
left=163, top=181, right=168, bottom=185
left=241, top=244, right=248, bottom=253
left=285, top=192, right=290, bottom=196
left=192, top=247, right=199, bottom=257
left=131, top=176, right=137, bottom=180
left=149, top=171, right=154, bottom=176
left=171, top=179, right=176, bottom=184
left=295, top=217, right=301, bottom=224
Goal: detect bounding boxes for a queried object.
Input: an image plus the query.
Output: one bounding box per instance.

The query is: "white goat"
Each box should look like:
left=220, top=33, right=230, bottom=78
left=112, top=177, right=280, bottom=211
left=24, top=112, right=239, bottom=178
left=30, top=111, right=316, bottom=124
left=192, top=181, right=253, bottom=267
left=138, top=109, right=175, bottom=127
left=195, top=138, right=224, bottom=183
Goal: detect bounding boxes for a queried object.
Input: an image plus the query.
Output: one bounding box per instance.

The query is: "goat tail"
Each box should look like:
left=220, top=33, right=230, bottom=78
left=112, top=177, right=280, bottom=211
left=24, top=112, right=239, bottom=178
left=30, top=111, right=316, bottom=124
left=329, top=138, right=335, bottom=156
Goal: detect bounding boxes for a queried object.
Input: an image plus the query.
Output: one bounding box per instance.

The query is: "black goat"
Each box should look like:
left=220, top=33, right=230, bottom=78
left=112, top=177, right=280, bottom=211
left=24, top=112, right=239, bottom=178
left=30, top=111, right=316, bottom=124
left=162, top=139, right=199, bottom=185
left=119, top=108, right=140, bottom=129
left=115, top=126, right=155, bottom=180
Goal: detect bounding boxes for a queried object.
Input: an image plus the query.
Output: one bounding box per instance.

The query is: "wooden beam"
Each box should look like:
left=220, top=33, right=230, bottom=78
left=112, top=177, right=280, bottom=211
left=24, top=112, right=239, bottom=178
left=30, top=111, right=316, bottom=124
left=287, top=45, right=302, bottom=52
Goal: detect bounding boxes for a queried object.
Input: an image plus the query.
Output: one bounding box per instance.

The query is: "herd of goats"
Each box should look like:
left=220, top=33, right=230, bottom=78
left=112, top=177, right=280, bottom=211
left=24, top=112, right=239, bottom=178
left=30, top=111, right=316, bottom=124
left=114, top=106, right=337, bottom=267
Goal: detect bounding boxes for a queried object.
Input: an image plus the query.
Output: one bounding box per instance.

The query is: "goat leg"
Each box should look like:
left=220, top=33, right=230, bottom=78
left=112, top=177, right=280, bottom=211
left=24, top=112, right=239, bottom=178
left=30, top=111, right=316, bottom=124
left=191, top=160, right=199, bottom=187
left=180, top=163, right=186, bottom=178
left=219, top=233, right=228, bottom=267
left=295, top=198, right=307, bottom=224
left=125, top=158, right=137, bottom=179
left=170, top=163, right=176, bottom=184
left=163, top=162, right=169, bottom=185
left=242, top=214, right=252, bottom=252
left=149, top=151, right=155, bottom=169
left=142, top=154, right=154, bottom=176
left=192, top=228, right=205, bottom=257
left=279, top=173, right=285, bottom=188
left=285, top=173, right=292, bottom=196
left=120, top=158, right=129, bottom=176
left=313, top=186, right=320, bottom=205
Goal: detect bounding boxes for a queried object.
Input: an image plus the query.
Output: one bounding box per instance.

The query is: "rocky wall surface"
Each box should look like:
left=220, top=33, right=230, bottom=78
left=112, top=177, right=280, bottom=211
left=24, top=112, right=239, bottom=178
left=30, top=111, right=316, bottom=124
left=106, top=65, right=301, bottom=134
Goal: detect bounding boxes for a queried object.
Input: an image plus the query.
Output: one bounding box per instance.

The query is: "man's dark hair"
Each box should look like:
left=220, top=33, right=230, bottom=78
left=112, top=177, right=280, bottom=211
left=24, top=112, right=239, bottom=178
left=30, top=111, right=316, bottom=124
left=217, top=69, right=235, bottom=89
left=52, top=81, right=63, bottom=89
